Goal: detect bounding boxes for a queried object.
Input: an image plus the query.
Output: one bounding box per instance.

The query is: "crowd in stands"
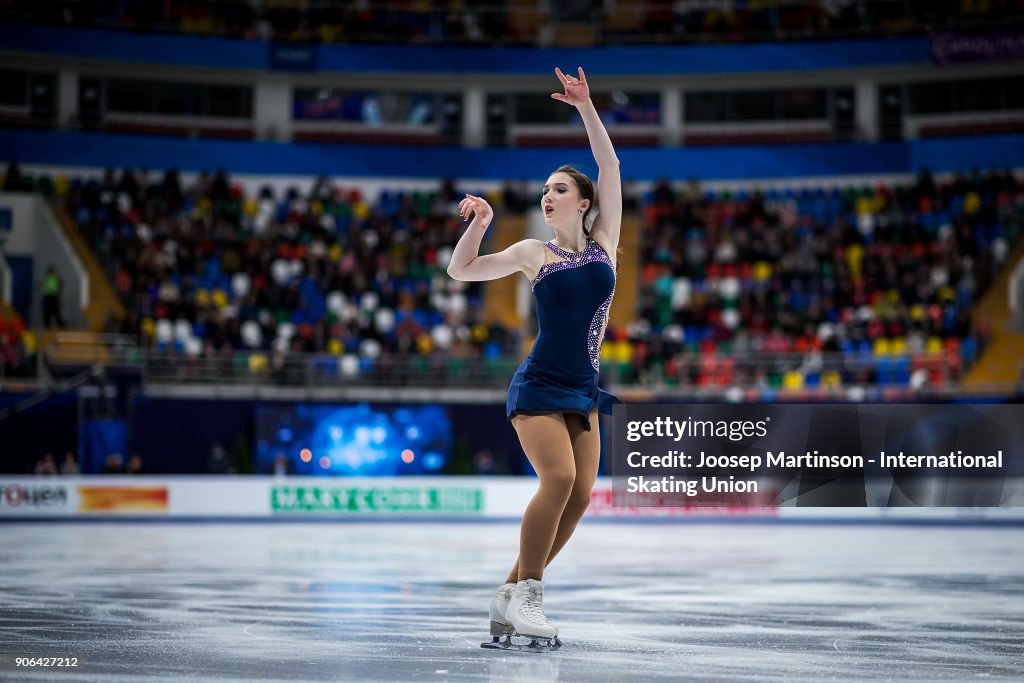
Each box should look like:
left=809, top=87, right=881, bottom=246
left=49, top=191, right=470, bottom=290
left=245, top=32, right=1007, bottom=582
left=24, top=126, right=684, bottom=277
left=30, top=450, right=144, bottom=475
left=5, top=161, right=1022, bottom=393
left=62, top=167, right=523, bottom=382
left=0, top=315, right=35, bottom=379
left=32, top=450, right=80, bottom=475
left=601, top=169, right=1021, bottom=391
left=6, top=0, right=1022, bottom=45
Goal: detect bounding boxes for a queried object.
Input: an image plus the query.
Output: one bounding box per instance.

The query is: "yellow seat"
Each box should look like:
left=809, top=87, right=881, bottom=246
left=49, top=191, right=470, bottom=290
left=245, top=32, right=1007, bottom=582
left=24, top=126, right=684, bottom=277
left=248, top=353, right=268, bottom=374
left=614, top=340, right=632, bottom=364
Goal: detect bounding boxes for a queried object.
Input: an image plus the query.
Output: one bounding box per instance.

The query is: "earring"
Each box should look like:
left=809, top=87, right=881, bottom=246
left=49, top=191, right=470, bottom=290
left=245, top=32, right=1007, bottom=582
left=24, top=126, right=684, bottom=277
left=579, top=208, right=584, bottom=215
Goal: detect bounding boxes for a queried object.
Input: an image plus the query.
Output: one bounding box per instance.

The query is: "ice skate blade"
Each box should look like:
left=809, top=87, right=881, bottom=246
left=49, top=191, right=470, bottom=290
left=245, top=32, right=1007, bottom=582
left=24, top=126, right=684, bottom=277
left=480, top=634, right=562, bottom=652
left=481, top=635, right=514, bottom=650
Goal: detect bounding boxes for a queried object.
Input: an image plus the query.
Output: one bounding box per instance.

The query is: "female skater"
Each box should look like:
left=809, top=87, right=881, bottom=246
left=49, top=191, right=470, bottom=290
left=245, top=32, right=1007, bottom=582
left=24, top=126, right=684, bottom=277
left=447, top=66, right=621, bottom=647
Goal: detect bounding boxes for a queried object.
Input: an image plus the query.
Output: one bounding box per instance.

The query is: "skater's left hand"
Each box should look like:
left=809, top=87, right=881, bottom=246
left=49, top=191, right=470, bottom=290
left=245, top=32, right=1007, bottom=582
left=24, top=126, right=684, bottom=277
left=459, top=194, right=493, bottom=227
left=551, top=67, right=590, bottom=108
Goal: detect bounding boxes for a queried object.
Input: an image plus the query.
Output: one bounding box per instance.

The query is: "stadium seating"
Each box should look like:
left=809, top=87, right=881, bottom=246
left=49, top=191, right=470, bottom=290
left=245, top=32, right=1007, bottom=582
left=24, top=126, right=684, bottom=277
left=59, top=168, right=522, bottom=380
left=7, top=164, right=1021, bottom=392
left=602, top=170, right=1020, bottom=390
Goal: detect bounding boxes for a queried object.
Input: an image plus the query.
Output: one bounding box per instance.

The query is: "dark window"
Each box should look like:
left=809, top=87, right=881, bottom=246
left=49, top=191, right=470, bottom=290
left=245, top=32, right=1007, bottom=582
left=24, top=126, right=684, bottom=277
left=154, top=81, right=195, bottom=116
left=781, top=88, right=827, bottom=119
left=106, top=79, right=153, bottom=113
left=687, top=89, right=825, bottom=122
left=908, top=81, right=953, bottom=114
left=1005, top=76, right=1024, bottom=110
left=513, top=93, right=578, bottom=124
left=0, top=70, right=27, bottom=106
left=204, top=85, right=253, bottom=118
left=956, top=77, right=1002, bottom=112
left=107, top=78, right=251, bottom=118
left=733, top=90, right=776, bottom=121
left=685, top=91, right=729, bottom=122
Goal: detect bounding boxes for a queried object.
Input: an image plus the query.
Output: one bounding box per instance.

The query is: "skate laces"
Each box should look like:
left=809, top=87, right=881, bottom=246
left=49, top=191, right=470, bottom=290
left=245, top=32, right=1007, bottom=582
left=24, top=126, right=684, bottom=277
left=519, top=586, right=548, bottom=625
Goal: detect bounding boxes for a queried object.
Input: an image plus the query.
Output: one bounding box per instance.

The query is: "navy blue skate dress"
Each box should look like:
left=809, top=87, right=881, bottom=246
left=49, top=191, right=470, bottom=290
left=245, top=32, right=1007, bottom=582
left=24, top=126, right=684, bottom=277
left=506, top=238, right=618, bottom=431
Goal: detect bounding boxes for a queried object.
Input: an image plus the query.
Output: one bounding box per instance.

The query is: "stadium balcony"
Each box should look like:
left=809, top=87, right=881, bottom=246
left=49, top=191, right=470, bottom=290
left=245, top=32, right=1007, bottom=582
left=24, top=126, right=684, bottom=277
left=5, top=1, right=1023, bottom=46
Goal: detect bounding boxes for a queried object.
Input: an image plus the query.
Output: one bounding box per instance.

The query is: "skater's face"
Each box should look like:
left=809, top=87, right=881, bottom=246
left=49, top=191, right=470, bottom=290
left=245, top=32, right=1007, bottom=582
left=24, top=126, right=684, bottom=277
left=542, top=172, right=589, bottom=228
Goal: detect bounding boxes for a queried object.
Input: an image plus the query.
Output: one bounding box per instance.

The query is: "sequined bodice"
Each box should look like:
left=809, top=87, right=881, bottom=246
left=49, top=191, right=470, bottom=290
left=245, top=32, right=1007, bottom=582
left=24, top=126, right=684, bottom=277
left=528, top=239, right=616, bottom=372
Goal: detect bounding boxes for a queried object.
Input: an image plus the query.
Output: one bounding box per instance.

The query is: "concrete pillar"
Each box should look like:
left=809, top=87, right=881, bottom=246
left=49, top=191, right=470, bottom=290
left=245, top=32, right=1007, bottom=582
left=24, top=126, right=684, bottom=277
left=254, top=80, right=292, bottom=142
left=463, top=87, right=485, bottom=148
left=58, top=68, right=77, bottom=129
left=661, top=86, right=683, bottom=147
left=855, top=79, right=878, bottom=142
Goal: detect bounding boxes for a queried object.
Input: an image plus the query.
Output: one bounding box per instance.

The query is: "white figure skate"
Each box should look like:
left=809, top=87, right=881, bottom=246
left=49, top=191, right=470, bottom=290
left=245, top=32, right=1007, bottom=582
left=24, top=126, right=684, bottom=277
left=485, top=582, right=515, bottom=640
left=481, top=579, right=562, bottom=651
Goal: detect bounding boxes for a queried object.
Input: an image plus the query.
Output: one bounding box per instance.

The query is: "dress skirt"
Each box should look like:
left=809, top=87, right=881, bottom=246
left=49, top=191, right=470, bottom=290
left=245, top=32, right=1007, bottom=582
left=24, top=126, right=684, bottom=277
left=506, top=354, right=619, bottom=432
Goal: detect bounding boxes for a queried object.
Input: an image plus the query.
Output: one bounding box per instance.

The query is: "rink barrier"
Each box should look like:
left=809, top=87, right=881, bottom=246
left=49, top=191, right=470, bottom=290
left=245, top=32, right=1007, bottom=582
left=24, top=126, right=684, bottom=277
left=0, top=476, right=1022, bottom=524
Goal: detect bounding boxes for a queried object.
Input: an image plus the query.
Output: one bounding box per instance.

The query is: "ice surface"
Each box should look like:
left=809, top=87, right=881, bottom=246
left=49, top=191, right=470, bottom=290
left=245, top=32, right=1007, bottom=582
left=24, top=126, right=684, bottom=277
left=0, top=522, right=1021, bottom=682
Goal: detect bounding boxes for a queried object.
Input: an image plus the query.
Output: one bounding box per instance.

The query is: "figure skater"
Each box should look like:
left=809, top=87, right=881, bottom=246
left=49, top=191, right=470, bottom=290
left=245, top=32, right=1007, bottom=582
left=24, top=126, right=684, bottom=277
left=447, top=66, right=621, bottom=649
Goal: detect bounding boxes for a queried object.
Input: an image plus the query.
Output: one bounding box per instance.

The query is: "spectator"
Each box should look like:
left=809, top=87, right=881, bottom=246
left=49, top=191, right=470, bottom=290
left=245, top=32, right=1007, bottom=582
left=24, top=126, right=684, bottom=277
left=125, top=454, right=144, bottom=475
left=34, top=452, right=58, bottom=475
left=272, top=453, right=290, bottom=476
left=101, top=454, right=123, bottom=474
left=41, top=264, right=65, bottom=329
left=60, top=451, right=80, bottom=475
left=208, top=441, right=230, bottom=474
left=472, top=448, right=497, bottom=475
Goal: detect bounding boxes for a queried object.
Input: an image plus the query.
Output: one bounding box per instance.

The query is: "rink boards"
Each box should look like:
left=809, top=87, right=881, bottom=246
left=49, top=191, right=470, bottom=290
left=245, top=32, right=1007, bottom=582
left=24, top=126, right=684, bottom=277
left=1, top=476, right=1022, bottom=523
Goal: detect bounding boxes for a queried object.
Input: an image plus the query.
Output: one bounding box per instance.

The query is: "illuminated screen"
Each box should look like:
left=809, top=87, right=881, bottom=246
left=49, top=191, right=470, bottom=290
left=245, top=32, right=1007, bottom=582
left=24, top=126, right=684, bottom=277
left=255, top=403, right=453, bottom=476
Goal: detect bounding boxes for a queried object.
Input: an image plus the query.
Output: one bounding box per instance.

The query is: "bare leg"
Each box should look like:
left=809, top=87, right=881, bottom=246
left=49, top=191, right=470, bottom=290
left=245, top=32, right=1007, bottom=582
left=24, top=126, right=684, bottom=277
left=506, top=413, right=576, bottom=582
left=504, top=410, right=600, bottom=583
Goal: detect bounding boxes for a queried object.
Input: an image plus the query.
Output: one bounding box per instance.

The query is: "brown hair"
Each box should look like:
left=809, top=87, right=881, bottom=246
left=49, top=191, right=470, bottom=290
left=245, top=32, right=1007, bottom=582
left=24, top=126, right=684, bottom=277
left=552, top=164, right=622, bottom=270
left=552, top=165, right=595, bottom=236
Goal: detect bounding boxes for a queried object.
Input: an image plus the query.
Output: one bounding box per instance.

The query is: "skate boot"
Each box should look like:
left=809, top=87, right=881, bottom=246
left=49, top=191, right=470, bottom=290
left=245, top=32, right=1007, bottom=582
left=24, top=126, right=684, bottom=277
left=487, top=582, right=516, bottom=639
left=506, top=579, right=560, bottom=648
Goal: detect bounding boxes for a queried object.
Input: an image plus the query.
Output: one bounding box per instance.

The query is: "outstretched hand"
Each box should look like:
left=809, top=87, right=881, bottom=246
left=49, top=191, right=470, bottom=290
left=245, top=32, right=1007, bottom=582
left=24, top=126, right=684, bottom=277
left=551, top=67, right=590, bottom=107
left=459, top=193, right=493, bottom=227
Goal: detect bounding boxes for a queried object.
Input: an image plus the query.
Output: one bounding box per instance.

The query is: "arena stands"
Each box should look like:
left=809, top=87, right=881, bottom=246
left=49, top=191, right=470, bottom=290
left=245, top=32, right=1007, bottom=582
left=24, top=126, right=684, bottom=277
left=601, top=168, right=1021, bottom=394
left=0, top=313, right=34, bottom=379
left=6, top=161, right=1019, bottom=396
left=6, top=0, right=1023, bottom=45
left=57, top=166, right=523, bottom=385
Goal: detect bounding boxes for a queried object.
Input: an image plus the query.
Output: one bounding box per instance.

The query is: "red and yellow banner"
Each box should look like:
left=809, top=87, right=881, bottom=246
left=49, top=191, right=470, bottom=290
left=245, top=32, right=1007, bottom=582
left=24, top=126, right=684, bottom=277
left=77, top=486, right=168, bottom=512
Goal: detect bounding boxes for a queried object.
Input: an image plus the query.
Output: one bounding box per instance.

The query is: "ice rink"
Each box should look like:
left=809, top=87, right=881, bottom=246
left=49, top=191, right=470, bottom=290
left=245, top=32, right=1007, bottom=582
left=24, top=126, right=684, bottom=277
left=1, top=521, right=1022, bottom=682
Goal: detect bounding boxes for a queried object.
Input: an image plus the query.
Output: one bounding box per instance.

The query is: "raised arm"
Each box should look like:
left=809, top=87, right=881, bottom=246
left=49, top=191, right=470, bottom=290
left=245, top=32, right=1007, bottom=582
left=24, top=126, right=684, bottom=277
left=447, top=193, right=544, bottom=282
left=552, top=67, right=622, bottom=253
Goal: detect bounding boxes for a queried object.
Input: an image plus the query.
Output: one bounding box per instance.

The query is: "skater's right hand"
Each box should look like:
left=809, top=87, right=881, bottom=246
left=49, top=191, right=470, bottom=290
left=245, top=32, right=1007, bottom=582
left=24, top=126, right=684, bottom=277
left=459, top=194, right=493, bottom=228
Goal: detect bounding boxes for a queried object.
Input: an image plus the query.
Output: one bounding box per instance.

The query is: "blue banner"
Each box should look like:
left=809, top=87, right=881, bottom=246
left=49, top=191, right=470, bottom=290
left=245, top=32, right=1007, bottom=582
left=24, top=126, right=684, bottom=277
left=269, top=43, right=319, bottom=72
left=80, top=418, right=128, bottom=474
left=0, top=23, right=930, bottom=75
left=3, top=129, right=1022, bottom=181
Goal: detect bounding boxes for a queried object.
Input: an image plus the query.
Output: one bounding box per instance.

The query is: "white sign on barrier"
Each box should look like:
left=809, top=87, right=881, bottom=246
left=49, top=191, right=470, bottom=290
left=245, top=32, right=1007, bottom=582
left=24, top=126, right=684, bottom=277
left=0, top=476, right=1021, bottom=522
